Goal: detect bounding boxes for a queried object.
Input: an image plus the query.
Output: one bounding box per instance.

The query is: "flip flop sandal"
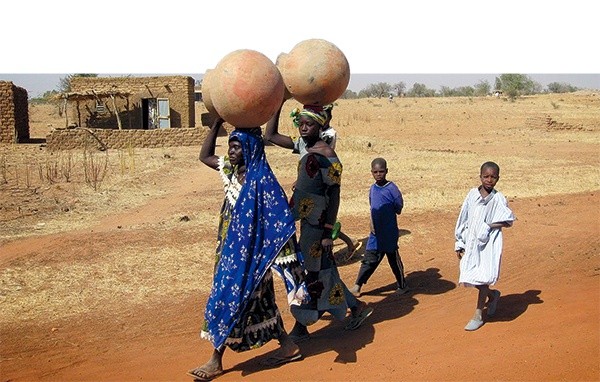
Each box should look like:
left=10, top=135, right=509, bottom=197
left=187, top=366, right=224, bottom=381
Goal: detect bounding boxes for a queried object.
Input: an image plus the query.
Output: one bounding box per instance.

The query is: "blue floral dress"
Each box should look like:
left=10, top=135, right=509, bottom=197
left=200, top=130, right=307, bottom=352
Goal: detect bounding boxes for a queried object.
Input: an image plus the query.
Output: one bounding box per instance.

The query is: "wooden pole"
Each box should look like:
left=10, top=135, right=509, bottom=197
left=63, top=96, right=68, bottom=128
left=110, top=94, right=122, bottom=130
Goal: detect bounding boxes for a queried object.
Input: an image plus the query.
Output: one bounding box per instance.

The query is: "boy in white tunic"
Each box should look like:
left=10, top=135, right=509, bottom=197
left=455, top=161, right=515, bottom=331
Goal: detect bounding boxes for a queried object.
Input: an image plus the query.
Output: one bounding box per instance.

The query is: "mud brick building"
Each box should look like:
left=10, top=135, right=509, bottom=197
left=0, top=81, right=29, bottom=143
left=45, top=75, right=202, bottom=150
left=64, top=76, right=195, bottom=129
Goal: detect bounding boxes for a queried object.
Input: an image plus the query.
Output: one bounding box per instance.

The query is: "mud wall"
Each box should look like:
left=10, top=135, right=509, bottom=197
left=46, top=126, right=208, bottom=151
left=0, top=81, right=29, bottom=143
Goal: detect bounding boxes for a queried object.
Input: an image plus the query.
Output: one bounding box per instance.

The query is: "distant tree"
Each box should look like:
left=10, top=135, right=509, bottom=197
left=362, top=82, right=392, bottom=98
left=356, top=89, right=368, bottom=98
left=340, top=89, right=358, bottom=99
left=393, top=81, right=406, bottom=96
left=547, top=82, right=578, bottom=93
left=455, top=86, right=475, bottom=97
left=494, top=77, right=502, bottom=92
left=474, top=80, right=491, bottom=96
left=497, top=74, right=538, bottom=100
left=532, top=81, right=543, bottom=94
left=58, top=73, right=98, bottom=93
left=407, top=83, right=436, bottom=97
left=30, top=90, right=60, bottom=104
left=440, top=86, right=454, bottom=97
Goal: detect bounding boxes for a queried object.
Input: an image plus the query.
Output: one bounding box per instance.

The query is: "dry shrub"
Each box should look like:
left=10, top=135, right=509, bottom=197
left=82, top=146, right=108, bottom=191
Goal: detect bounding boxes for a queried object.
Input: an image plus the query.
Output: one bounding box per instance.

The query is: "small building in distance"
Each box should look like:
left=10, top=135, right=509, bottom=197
left=62, top=75, right=195, bottom=129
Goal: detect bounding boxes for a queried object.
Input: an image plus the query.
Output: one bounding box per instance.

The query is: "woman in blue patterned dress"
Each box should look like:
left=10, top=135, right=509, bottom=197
left=188, top=118, right=307, bottom=381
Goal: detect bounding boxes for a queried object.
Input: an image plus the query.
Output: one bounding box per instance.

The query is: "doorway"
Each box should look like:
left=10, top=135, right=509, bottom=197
left=141, top=98, right=170, bottom=129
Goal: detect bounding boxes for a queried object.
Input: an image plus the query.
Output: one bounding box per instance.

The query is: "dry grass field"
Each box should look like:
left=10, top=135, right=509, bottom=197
left=1, top=91, right=599, bottom=381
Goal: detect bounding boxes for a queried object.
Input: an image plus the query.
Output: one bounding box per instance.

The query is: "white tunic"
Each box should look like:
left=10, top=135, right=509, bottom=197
left=454, top=187, right=515, bottom=286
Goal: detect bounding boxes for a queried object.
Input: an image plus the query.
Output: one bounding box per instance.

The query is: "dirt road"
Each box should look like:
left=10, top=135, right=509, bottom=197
left=1, top=182, right=598, bottom=381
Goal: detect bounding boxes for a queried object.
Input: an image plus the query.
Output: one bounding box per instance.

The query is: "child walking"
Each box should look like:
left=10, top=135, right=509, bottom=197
left=349, top=157, right=408, bottom=297
left=454, top=161, right=515, bottom=331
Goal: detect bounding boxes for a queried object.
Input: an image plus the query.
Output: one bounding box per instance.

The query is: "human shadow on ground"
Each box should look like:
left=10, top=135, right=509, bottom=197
left=336, top=229, right=411, bottom=267
left=362, top=266, right=456, bottom=298
left=232, top=314, right=373, bottom=377
left=487, top=289, right=543, bottom=322
left=235, top=267, right=456, bottom=376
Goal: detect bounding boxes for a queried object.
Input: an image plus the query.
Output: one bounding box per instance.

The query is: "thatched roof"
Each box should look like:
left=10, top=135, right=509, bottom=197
left=54, top=89, right=131, bottom=101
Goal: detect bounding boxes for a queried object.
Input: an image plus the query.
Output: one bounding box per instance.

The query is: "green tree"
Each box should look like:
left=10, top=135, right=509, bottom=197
left=440, top=86, right=454, bottom=97
left=474, top=80, right=491, bottom=96
left=368, top=82, right=393, bottom=98
left=357, top=82, right=392, bottom=98
left=341, top=89, right=358, bottom=99
left=547, top=82, right=578, bottom=93
left=30, top=89, right=60, bottom=104
left=407, top=83, right=436, bottom=97
left=497, top=74, right=538, bottom=100
left=494, top=77, right=502, bottom=92
left=393, top=82, right=406, bottom=96
left=456, top=86, right=475, bottom=97
left=357, top=89, right=371, bottom=98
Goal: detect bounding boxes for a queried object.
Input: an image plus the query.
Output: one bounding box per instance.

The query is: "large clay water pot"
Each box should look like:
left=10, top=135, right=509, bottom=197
left=277, top=39, right=350, bottom=106
left=201, top=69, right=219, bottom=117
left=209, top=49, right=285, bottom=128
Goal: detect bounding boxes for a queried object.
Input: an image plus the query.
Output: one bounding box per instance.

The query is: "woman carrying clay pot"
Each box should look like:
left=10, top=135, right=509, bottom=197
left=188, top=118, right=308, bottom=381
left=265, top=103, right=374, bottom=342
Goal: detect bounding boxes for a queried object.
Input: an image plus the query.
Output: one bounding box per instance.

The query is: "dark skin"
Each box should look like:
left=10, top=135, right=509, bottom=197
left=266, top=102, right=370, bottom=338
left=265, top=101, right=335, bottom=158
left=455, top=165, right=511, bottom=322
left=267, top=103, right=357, bottom=258
left=265, top=102, right=336, bottom=252
left=191, top=116, right=299, bottom=380
left=199, top=117, right=246, bottom=182
left=370, top=162, right=389, bottom=187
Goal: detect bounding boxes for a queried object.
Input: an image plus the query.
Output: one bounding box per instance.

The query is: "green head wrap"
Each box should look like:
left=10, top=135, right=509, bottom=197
left=290, top=105, right=329, bottom=128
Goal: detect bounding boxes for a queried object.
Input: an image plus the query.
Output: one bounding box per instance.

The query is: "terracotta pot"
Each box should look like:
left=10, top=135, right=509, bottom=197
left=277, top=39, right=350, bottom=106
left=210, top=49, right=285, bottom=128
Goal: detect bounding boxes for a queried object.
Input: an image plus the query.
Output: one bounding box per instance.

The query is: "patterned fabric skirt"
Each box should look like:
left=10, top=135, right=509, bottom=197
left=202, top=270, right=285, bottom=353
left=291, top=220, right=348, bottom=326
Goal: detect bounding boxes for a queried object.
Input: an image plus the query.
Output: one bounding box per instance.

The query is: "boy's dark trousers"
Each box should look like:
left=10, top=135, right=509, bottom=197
left=355, top=249, right=406, bottom=289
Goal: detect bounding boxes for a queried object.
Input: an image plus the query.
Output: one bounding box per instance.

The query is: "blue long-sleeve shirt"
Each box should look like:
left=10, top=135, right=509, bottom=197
left=366, top=181, right=403, bottom=252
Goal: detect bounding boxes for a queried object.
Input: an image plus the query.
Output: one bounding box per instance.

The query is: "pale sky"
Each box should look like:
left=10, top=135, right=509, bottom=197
left=2, top=1, right=598, bottom=96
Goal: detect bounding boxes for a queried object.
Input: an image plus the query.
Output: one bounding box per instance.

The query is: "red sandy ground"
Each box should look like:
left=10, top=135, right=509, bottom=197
left=1, top=161, right=598, bottom=381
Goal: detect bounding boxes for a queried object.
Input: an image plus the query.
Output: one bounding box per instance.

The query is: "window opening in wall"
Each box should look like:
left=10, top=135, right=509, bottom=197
left=95, top=100, right=105, bottom=114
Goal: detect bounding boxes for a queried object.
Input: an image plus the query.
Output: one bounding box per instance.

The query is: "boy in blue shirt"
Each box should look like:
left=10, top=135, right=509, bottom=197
left=349, top=157, right=408, bottom=296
